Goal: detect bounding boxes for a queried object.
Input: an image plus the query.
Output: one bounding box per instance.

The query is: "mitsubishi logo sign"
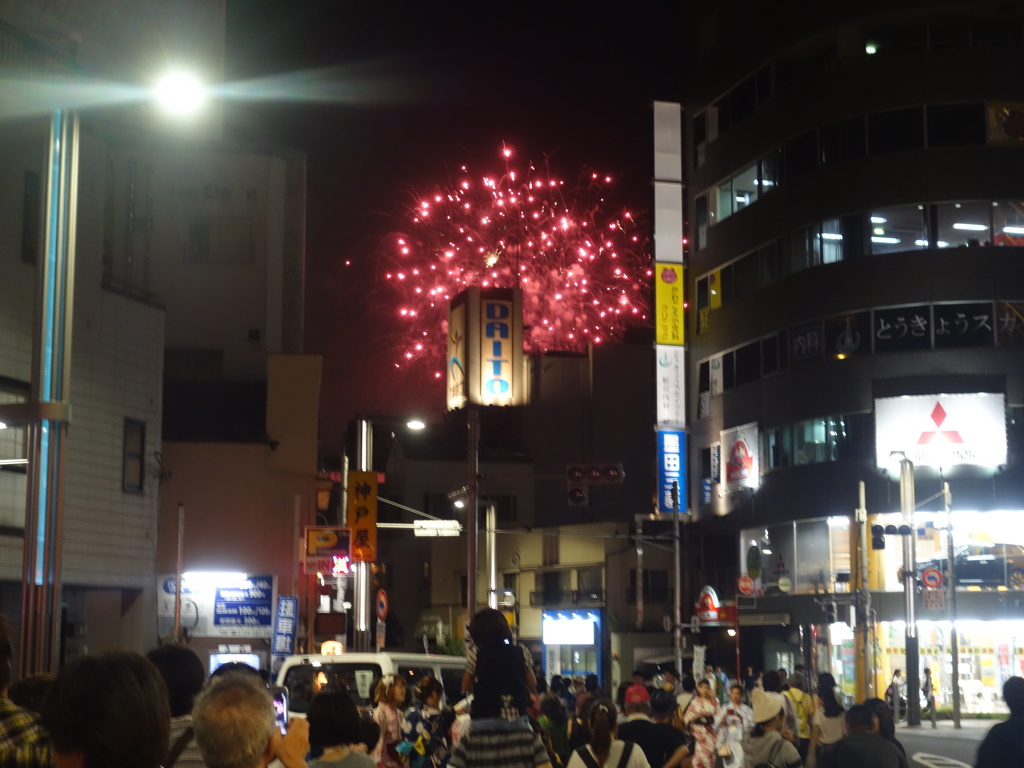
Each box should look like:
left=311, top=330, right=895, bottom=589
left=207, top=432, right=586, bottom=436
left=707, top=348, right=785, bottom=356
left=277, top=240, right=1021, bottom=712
left=875, top=393, right=1007, bottom=469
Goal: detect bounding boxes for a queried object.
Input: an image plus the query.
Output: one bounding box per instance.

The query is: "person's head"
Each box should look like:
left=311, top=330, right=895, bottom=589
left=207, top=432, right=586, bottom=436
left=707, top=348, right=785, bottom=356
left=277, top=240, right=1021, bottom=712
left=356, top=716, right=381, bottom=753
left=540, top=691, right=566, bottom=723
left=650, top=689, right=676, bottom=721
left=789, top=672, right=807, bottom=693
left=414, top=676, right=444, bottom=708
left=845, top=704, right=877, bottom=734
left=664, top=666, right=680, bottom=685
left=193, top=672, right=275, bottom=768
left=211, top=662, right=262, bottom=681
left=864, top=698, right=896, bottom=740
left=41, top=651, right=170, bottom=768
left=623, top=684, right=650, bottom=715
left=307, top=691, right=361, bottom=750
left=374, top=673, right=406, bottom=707
left=681, top=676, right=696, bottom=694
left=468, top=607, right=512, bottom=648
left=1002, top=676, right=1024, bottom=716
left=892, top=669, right=901, bottom=679
left=819, top=684, right=844, bottom=719
left=550, top=676, right=566, bottom=695
left=572, top=675, right=585, bottom=692
left=8, top=673, right=54, bottom=713
left=762, top=670, right=781, bottom=693
left=749, top=689, right=783, bottom=736
left=588, top=700, right=617, bottom=766
left=923, top=667, right=931, bottom=678
left=697, top=679, right=713, bottom=699
left=729, top=685, right=743, bottom=706
left=818, top=672, right=836, bottom=691
left=778, top=668, right=788, bottom=683
left=631, top=669, right=646, bottom=685
left=146, top=644, right=206, bottom=717
left=585, top=673, right=599, bottom=693
left=794, top=664, right=805, bottom=674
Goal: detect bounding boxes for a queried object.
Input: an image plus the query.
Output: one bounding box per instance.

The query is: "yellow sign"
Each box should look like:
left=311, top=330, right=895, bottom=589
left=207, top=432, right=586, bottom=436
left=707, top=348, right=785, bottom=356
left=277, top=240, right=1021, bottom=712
left=346, top=471, right=378, bottom=563
left=655, top=263, right=685, bottom=345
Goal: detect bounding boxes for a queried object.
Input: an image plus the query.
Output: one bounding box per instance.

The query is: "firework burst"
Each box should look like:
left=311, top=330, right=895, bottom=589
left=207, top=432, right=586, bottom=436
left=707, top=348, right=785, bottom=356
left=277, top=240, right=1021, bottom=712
left=379, top=145, right=652, bottom=372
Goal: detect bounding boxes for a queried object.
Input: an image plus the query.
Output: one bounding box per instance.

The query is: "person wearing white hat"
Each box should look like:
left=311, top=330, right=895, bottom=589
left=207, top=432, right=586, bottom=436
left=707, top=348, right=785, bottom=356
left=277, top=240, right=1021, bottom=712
left=732, top=689, right=803, bottom=768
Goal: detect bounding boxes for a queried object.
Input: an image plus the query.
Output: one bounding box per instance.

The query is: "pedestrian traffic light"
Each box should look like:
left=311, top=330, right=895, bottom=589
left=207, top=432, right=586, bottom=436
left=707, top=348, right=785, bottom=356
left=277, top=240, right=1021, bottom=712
left=871, top=524, right=886, bottom=550
left=825, top=601, right=837, bottom=624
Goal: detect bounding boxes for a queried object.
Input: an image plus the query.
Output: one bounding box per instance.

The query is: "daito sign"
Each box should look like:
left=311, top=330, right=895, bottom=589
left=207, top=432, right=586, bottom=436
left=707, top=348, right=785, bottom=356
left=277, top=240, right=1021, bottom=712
left=304, top=527, right=351, bottom=575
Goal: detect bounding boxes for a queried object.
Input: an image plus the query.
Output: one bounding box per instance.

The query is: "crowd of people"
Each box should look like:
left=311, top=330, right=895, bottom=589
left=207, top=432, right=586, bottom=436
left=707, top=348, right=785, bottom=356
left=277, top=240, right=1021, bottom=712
left=0, top=610, right=1021, bottom=768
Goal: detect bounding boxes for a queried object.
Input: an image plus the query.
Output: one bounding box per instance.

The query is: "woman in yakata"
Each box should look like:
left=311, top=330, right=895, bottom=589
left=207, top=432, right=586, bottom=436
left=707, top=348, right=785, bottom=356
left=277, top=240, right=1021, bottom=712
left=683, top=679, right=720, bottom=768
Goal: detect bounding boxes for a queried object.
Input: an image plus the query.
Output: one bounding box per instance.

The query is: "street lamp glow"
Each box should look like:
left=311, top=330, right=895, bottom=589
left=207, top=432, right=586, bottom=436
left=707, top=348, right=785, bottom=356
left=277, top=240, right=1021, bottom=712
left=406, top=419, right=426, bottom=430
left=153, top=70, right=207, bottom=116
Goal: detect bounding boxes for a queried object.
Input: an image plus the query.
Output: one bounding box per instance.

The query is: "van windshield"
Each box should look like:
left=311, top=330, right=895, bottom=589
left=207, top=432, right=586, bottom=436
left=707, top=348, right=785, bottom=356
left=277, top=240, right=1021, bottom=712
left=282, top=661, right=383, bottom=713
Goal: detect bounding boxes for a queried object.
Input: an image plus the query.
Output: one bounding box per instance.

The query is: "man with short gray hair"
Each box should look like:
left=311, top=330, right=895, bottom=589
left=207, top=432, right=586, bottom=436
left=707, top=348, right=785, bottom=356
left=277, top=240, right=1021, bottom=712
left=192, top=674, right=309, bottom=768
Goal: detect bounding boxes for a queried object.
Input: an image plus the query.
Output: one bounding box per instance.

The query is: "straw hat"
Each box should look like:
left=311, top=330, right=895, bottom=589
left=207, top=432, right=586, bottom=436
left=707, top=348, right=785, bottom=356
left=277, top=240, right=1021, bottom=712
left=751, top=688, right=783, bottom=724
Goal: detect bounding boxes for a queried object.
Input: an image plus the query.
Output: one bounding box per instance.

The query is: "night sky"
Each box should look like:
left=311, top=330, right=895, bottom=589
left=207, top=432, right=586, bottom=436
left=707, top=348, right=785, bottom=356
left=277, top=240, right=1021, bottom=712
left=223, top=2, right=683, bottom=456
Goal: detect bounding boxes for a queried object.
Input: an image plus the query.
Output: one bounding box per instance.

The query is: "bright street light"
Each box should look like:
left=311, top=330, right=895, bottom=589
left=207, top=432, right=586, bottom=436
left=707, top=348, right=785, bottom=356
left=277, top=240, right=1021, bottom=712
left=153, top=69, right=207, bottom=116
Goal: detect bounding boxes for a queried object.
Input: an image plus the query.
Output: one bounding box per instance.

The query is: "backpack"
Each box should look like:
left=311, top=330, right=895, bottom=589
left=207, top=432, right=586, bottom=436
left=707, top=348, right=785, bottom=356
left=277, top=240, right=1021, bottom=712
left=572, top=741, right=634, bottom=768
left=752, top=738, right=785, bottom=768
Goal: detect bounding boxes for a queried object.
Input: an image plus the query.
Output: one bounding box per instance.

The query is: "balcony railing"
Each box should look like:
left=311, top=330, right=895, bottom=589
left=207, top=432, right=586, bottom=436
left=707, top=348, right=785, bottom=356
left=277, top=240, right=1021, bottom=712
left=529, top=589, right=604, bottom=608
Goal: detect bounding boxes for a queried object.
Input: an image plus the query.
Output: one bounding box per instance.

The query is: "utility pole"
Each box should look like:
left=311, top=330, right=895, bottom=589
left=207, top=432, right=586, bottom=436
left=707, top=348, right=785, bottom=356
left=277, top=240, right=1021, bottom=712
left=672, top=482, right=683, bottom=681
left=894, top=453, right=921, bottom=726
left=466, top=407, right=480, bottom=621
left=944, top=481, right=961, bottom=728
left=854, top=482, right=872, bottom=700
left=352, top=420, right=373, bottom=652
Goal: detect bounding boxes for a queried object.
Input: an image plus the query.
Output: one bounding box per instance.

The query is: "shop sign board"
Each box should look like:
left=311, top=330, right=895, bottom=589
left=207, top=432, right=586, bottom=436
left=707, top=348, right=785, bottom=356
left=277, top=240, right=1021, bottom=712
left=158, top=572, right=276, bottom=639
left=721, top=423, right=759, bottom=491
left=875, top=392, right=1007, bottom=469
left=346, top=472, right=377, bottom=563
left=656, top=429, right=686, bottom=514
left=304, top=526, right=352, bottom=574
left=696, top=585, right=720, bottom=622
left=654, top=263, right=684, bottom=346
left=656, top=345, right=686, bottom=429
left=921, top=589, right=945, bottom=611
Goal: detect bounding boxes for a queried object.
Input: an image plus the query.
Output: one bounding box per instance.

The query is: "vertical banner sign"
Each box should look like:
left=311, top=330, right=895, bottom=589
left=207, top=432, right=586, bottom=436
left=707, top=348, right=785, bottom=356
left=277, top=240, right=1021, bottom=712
left=447, top=300, right=467, bottom=411
left=721, top=423, right=759, bottom=491
left=304, top=527, right=351, bottom=575
left=270, top=596, right=299, bottom=677
left=657, top=429, right=687, bottom=514
left=656, top=345, right=686, bottom=428
left=347, top=471, right=378, bottom=563
left=479, top=296, right=516, bottom=406
left=655, top=263, right=685, bottom=346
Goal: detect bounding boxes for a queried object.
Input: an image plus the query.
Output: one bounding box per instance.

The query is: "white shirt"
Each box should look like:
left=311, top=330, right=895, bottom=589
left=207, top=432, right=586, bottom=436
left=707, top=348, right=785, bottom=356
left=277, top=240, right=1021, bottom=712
left=567, top=740, right=651, bottom=768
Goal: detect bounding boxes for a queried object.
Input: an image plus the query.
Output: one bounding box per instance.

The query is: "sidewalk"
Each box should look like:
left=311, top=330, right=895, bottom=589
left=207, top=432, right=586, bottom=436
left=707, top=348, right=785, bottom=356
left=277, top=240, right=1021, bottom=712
left=896, top=717, right=992, bottom=736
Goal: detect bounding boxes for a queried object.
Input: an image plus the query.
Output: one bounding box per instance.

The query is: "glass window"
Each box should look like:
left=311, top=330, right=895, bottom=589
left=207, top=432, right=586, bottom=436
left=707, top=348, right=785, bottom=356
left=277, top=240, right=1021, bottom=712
left=869, top=108, right=924, bottom=154
left=869, top=205, right=928, bottom=253
left=935, top=201, right=991, bottom=248
left=755, top=64, right=773, bottom=106
left=733, top=164, right=759, bottom=212
left=765, top=425, right=792, bottom=470
left=734, top=341, right=761, bottom=386
left=760, top=241, right=780, bottom=283
left=696, top=276, right=709, bottom=311
left=760, top=148, right=782, bottom=194
left=787, top=226, right=821, bottom=273
left=695, top=194, right=709, bottom=249
left=698, top=360, right=710, bottom=394
left=0, top=383, right=29, bottom=528
left=714, top=95, right=731, bottom=135
left=795, top=519, right=832, bottom=594
left=123, top=419, right=145, bottom=494
left=713, top=179, right=734, bottom=224
left=794, top=418, right=829, bottom=465
left=786, top=130, right=818, bottom=178
left=721, top=351, right=735, bottom=390
left=820, top=218, right=844, bottom=264
left=992, top=201, right=1024, bottom=245
left=761, top=335, right=779, bottom=375
left=927, top=103, right=985, bottom=148
left=733, top=252, right=760, bottom=297
left=821, top=117, right=865, bottom=165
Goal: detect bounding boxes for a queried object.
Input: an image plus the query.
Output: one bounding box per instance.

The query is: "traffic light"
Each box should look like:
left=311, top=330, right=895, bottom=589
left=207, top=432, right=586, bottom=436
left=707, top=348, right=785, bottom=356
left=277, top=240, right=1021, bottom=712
left=825, top=601, right=837, bottom=624
left=566, top=463, right=625, bottom=506
left=871, top=524, right=886, bottom=550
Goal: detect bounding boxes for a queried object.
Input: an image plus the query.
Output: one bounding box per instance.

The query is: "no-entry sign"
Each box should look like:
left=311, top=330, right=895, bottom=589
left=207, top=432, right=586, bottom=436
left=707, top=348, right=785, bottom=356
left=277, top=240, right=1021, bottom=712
left=921, top=568, right=943, bottom=589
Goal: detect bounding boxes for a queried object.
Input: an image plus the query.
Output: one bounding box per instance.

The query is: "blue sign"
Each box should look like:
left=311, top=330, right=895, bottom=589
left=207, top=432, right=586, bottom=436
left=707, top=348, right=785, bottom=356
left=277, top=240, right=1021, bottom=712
left=657, top=429, right=687, bottom=514
left=213, top=574, right=274, bottom=629
left=271, top=596, right=300, bottom=676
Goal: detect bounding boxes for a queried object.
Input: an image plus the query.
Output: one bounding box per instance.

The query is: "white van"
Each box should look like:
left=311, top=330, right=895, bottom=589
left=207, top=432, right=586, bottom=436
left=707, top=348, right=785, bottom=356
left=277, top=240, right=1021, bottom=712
left=275, top=652, right=467, bottom=718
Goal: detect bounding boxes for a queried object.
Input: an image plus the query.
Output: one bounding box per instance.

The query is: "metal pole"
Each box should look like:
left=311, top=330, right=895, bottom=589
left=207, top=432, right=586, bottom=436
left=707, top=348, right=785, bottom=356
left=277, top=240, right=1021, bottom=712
left=945, top=482, right=961, bottom=728
left=21, top=109, right=79, bottom=675
left=672, top=482, right=683, bottom=680
left=635, top=516, right=644, bottom=630
left=487, top=504, right=497, bottom=610
left=466, top=407, right=479, bottom=621
left=353, top=420, right=373, bottom=651
left=174, top=503, right=184, bottom=642
left=857, top=482, right=873, bottom=699
left=899, top=456, right=921, bottom=726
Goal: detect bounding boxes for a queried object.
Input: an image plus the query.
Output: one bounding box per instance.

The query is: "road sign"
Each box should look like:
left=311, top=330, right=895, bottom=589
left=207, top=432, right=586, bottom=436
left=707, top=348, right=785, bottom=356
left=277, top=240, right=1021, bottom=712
left=737, top=574, right=754, bottom=595
left=376, top=589, right=389, bottom=622
left=777, top=576, right=793, bottom=593
left=922, top=589, right=945, bottom=611
left=922, top=568, right=943, bottom=589
left=376, top=619, right=386, bottom=650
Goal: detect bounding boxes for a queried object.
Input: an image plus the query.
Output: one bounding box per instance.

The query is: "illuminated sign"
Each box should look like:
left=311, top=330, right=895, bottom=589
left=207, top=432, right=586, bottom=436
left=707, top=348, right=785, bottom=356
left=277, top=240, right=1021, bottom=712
left=696, top=586, right=720, bottom=623
left=447, top=288, right=526, bottom=409
left=157, top=572, right=276, bottom=639
left=655, top=262, right=684, bottom=345
left=346, top=471, right=377, bottom=563
left=542, top=613, right=598, bottom=645
left=874, top=392, right=1007, bottom=469
left=304, top=526, right=352, bottom=574
left=657, top=429, right=686, bottom=514
left=656, top=345, right=686, bottom=428
left=721, top=422, right=759, bottom=491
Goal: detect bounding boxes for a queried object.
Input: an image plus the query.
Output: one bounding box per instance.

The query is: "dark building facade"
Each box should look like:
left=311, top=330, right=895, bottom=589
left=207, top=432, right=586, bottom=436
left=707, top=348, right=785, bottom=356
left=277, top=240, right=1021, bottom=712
left=681, top=2, right=1024, bottom=708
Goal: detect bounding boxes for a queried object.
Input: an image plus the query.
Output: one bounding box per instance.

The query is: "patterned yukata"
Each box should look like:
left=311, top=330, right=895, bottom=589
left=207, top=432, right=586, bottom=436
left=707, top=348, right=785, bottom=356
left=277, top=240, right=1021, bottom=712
left=373, top=702, right=404, bottom=768
left=683, top=694, right=719, bottom=768
left=402, top=701, right=451, bottom=768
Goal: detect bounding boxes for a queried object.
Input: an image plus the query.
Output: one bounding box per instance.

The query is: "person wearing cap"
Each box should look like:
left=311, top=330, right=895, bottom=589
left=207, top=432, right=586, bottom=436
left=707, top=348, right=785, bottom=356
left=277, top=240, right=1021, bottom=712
left=734, top=689, right=802, bottom=768
left=617, top=687, right=689, bottom=768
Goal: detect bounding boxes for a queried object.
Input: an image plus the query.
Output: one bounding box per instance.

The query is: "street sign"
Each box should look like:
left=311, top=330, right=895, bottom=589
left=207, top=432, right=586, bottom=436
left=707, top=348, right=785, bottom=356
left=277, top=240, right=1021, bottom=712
left=376, top=589, right=389, bottom=622
left=922, top=568, right=944, bottom=589
left=922, top=589, right=945, bottom=611
left=737, top=574, right=754, bottom=595
left=376, top=619, right=386, bottom=650
left=777, top=576, right=793, bottom=593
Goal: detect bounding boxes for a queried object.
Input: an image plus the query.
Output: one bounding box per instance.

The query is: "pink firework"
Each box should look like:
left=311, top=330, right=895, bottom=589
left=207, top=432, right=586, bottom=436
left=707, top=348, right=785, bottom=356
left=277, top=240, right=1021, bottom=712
left=380, top=145, right=652, bottom=370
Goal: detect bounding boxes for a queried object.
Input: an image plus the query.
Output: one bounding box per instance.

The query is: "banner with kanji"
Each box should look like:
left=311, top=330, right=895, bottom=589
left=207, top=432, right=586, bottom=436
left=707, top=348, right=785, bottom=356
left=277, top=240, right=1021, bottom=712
left=346, top=471, right=378, bottom=562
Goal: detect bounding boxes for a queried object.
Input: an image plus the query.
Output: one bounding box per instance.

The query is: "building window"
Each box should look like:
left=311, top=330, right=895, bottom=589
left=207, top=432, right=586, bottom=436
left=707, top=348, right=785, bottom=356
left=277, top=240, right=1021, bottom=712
left=927, top=103, right=985, bottom=148
left=123, top=419, right=145, bottom=494
left=935, top=201, right=992, bottom=248
left=22, top=170, right=40, bottom=264
left=869, top=107, right=925, bottom=154
left=628, top=569, right=670, bottom=604
left=0, top=381, right=30, bottom=529
left=869, top=205, right=928, bottom=253
left=542, top=534, right=559, bottom=567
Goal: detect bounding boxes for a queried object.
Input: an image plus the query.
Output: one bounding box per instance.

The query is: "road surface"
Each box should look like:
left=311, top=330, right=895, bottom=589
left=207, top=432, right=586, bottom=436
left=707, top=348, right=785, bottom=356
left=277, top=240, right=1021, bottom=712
left=898, top=719, right=991, bottom=768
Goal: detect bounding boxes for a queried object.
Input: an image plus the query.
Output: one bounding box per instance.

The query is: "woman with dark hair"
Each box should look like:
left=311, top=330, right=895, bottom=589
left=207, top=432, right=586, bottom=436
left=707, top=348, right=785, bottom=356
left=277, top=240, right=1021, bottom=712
left=567, top=696, right=596, bottom=753
left=863, top=698, right=906, bottom=758
left=683, top=680, right=719, bottom=768
left=807, top=683, right=844, bottom=768
left=537, top=692, right=570, bottom=766
left=41, top=651, right=170, bottom=768
left=400, top=676, right=451, bottom=768
left=566, top=700, right=649, bottom=768
left=307, top=691, right=376, bottom=768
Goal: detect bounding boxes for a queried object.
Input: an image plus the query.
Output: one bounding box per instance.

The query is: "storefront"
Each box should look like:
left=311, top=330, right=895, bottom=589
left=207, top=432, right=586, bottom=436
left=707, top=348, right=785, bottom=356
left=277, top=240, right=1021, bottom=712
left=542, top=610, right=603, bottom=682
